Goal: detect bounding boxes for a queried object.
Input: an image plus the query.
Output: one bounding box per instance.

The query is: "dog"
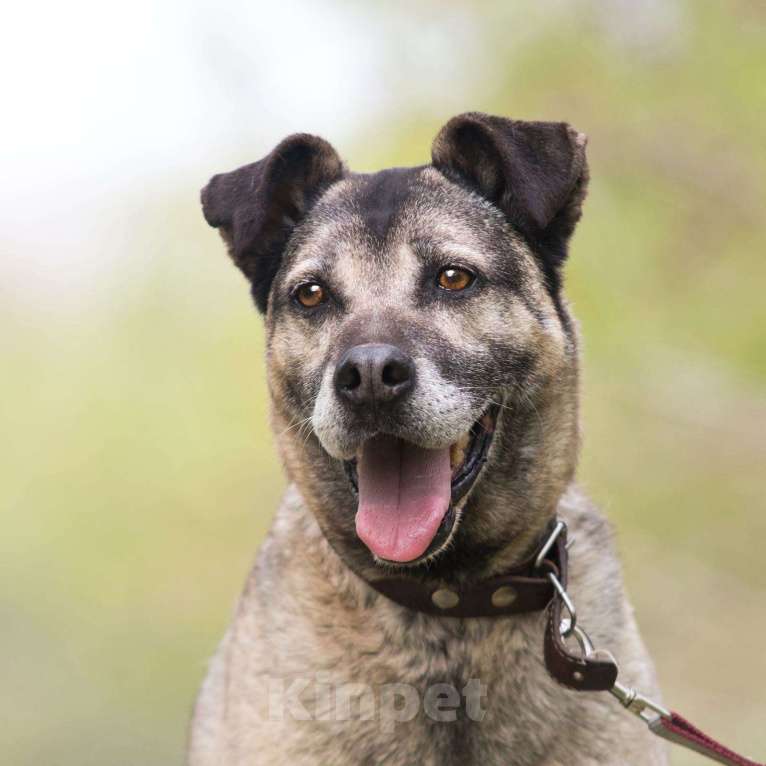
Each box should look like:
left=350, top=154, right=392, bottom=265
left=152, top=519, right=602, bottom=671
left=188, top=112, right=667, bottom=765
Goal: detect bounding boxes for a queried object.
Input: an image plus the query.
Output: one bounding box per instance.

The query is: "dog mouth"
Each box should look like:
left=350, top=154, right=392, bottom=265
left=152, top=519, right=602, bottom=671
left=343, top=404, right=498, bottom=565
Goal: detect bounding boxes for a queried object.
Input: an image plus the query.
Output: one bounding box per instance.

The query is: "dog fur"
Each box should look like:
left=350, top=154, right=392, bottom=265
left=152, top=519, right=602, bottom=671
left=188, top=113, right=667, bottom=765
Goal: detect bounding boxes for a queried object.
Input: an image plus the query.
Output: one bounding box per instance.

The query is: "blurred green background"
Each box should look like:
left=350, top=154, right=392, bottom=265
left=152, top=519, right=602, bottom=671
left=2, top=1, right=764, bottom=764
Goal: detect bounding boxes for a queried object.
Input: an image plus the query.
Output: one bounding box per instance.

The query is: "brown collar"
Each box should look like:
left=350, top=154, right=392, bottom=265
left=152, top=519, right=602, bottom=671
left=364, top=520, right=619, bottom=692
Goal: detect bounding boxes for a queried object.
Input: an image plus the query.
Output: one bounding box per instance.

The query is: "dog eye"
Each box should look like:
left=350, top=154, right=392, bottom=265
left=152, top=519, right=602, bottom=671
left=437, top=266, right=475, bottom=292
left=293, top=282, right=328, bottom=308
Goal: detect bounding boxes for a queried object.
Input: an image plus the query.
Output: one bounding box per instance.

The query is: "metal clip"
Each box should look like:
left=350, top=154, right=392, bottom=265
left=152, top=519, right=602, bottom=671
left=533, top=522, right=577, bottom=636
left=559, top=619, right=670, bottom=726
left=610, top=680, right=670, bottom=724
left=548, top=571, right=577, bottom=637
left=560, top=619, right=594, bottom=656
left=534, top=522, right=577, bottom=638
left=534, top=520, right=567, bottom=570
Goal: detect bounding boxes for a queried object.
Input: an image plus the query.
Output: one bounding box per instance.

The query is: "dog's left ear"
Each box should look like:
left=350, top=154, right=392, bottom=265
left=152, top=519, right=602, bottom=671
left=432, top=112, right=588, bottom=275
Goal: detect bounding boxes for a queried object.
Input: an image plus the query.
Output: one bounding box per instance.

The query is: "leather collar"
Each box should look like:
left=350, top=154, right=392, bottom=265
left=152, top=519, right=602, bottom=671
left=363, top=519, right=619, bottom=692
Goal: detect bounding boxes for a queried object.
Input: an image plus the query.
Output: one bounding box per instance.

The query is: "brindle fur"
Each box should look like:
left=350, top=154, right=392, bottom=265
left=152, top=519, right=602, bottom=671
left=188, top=113, right=667, bottom=765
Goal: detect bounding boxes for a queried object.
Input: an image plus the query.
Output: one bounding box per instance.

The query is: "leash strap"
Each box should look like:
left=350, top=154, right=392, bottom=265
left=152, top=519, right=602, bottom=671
left=648, top=713, right=764, bottom=766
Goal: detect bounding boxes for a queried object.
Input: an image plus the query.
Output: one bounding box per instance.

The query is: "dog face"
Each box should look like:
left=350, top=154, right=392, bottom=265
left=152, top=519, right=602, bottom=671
left=202, top=114, right=588, bottom=574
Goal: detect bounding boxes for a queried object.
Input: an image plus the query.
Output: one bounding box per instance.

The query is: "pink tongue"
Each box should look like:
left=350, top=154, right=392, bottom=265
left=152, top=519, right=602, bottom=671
left=355, top=435, right=452, bottom=562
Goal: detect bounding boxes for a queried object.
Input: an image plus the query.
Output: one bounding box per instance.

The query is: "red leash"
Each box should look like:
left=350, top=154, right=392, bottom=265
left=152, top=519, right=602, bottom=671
left=606, top=677, right=763, bottom=765
left=650, top=713, right=763, bottom=766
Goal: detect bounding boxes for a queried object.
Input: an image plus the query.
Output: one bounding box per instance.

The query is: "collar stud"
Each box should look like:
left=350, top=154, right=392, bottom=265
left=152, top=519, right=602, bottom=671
left=431, top=588, right=460, bottom=609
left=491, top=585, right=518, bottom=608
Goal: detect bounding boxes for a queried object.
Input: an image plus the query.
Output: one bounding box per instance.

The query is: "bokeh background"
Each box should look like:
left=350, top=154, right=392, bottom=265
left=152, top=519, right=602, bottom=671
left=2, top=1, right=764, bottom=763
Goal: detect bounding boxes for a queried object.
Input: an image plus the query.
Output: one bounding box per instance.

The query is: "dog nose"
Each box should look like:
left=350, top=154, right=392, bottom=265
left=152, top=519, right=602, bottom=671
left=334, top=344, right=414, bottom=406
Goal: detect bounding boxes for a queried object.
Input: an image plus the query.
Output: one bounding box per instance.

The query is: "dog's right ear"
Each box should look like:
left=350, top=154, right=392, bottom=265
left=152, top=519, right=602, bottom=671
left=201, top=134, right=344, bottom=313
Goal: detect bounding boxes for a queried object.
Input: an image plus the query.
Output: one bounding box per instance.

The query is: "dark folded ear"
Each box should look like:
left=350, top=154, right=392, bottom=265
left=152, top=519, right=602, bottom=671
left=201, top=133, right=344, bottom=312
left=431, top=113, right=588, bottom=288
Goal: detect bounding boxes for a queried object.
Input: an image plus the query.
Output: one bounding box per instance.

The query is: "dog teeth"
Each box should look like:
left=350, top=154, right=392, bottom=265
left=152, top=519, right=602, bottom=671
left=450, top=431, right=471, bottom=469
left=480, top=412, right=496, bottom=432
left=449, top=443, right=463, bottom=469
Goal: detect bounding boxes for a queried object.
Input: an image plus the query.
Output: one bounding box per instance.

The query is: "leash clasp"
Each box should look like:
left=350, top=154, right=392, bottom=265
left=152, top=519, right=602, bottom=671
left=536, top=520, right=669, bottom=723
left=561, top=615, right=670, bottom=724
left=536, top=519, right=759, bottom=765
left=609, top=679, right=670, bottom=724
